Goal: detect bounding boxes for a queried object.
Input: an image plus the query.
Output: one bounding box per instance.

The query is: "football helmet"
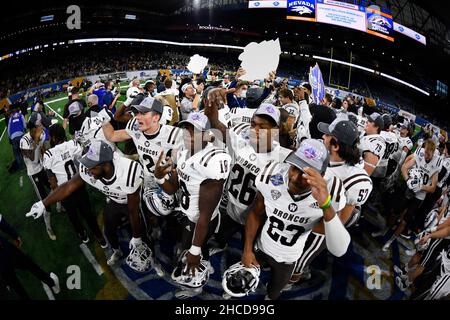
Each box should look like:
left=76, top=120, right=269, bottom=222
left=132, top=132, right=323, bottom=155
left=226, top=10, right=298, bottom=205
left=407, top=168, right=423, bottom=193
left=171, top=251, right=210, bottom=289
left=126, top=241, right=153, bottom=273
left=222, top=262, right=260, bottom=297
left=142, top=188, right=176, bottom=217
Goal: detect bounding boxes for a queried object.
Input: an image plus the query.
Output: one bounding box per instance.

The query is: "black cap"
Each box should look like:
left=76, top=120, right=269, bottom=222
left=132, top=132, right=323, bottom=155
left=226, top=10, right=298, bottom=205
left=367, top=112, right=384, bottom=129
left=131, top=97, right=164, bottom=114
left=381, top=114, right=392, bottom=130
left=79, top=140, right=114, bottom=169
left=318, top=118, right=359, bottom=146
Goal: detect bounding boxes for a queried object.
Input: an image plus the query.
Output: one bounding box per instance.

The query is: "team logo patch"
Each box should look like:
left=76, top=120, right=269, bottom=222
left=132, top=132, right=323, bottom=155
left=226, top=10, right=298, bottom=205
left=181, top=163, right=186, bottom=169
left=271, top=190, right=281, bottom=200
left=191, top=113, right=201, bottom=121
left=270, top=174, right=284, bottom=186
left=144, top=141, right=150, bottom=148
left=304, top=147, right=317, bottom=159
left=132, top=122, right=140, bottom=131
left=90, top=178, right=97, bottom=185
left=103, top=186, right=109, bottom=191
left=249, top=153, right=257, bottom=161
left=288, top=203, right=298, bottom=212
left=135, top=132, right=141, bottom=140
left=264, top=105, right=276, bottom=114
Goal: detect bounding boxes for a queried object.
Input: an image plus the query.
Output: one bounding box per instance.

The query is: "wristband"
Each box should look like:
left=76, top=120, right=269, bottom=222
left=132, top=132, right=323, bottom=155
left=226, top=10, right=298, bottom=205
left=320, top=195, right=332, bottom=209
left=189, top=245, right=202, bottom=256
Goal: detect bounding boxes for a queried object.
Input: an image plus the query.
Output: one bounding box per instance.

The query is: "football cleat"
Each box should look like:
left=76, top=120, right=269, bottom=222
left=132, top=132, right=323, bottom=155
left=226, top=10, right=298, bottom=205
left=50, top=272, right=60, bottom=294
left=107, top=249, right=123, bottom=266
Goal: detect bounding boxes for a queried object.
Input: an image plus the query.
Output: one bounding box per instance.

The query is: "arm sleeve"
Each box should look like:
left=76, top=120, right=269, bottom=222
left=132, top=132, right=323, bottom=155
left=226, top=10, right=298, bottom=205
left=0, top=214, right=19, bottom=239
left=324, top=214, right=351, bottom=257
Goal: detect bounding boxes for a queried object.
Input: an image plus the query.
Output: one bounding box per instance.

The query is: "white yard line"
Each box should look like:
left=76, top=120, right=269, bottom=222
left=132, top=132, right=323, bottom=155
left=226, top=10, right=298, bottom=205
left=79, top=243, right=104, bottom=276
left=44, top=102, right=64, bottom=120
left=0, top=127, right=6, bottom=142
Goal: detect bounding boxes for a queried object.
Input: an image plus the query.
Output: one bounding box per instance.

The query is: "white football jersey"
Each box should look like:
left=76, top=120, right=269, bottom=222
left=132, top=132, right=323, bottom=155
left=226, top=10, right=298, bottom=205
left=228, top=108, right=256, bottom=127
left=390, top=134, right=413, bottom=163
left=425, top=249, right=450, bottom=300
left=76, top=116, right=117, bottom=152
left=176, top=144, right=231, bottom=223
left=282, top=103, right=300, bottom=124
left=199, top=105, right=231, bottom=128
left=379, top=131, right=399, bottom=167
left=125, top=118, right=183, bottom=189
left=438, top=157, right=450, bottom=188
left=255, top=162, right=346, bottom=263
left=358, top=134, right=386, bottom=167
left=413, top=148, right=443, bottom=200
left=79, top=153, right=143, bottom=204
left=225, top=123, right=292, bottom=225
left=20, top=132, right=45, bottom=176
left=43, top=140, right=82, bottom=185
left=325, top=161, right=373, bottom=207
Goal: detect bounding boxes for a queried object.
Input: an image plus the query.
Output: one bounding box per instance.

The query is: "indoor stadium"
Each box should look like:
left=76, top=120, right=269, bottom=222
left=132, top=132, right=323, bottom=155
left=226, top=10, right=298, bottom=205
left=0, top=0, right=449, bottom=305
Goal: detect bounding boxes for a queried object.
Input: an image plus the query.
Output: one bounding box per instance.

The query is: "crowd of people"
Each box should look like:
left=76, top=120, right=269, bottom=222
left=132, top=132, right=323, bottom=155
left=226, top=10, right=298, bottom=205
left=1, top=59, right=450, bottom=301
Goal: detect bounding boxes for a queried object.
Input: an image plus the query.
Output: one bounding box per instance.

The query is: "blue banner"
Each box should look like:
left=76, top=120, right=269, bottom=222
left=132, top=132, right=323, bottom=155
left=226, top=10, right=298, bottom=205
left=170, top=69, right=193, bottom=77
left=309, top=63, right=325, bottom=104
left=287, top=0, right=316, bottom=21
left=8, top=79, right=70, bottom=104
left=377, top=101, right=400, bottom=114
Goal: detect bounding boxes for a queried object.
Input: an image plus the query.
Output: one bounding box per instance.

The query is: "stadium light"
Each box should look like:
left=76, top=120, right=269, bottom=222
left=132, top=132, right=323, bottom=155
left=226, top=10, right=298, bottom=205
left=125, top=14, right=137, bottom=20
left=313, top=54, right=429, bottom=96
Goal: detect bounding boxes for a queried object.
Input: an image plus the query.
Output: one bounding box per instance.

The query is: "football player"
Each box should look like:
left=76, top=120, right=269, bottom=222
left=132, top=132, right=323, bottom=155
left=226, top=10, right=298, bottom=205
left=20, top=121, right=55, bottom=240
left=65, top=101, right=119, bottom=154
left=154, top=112, right=231, bottom=298
left=358, top=112, right=386, bottom=176
left=241, top=139, right=350, bottom=300
left=204, top=88, right=291, bottom=256
left=382, top=139, right=443, bottom=251
left=43, top=124, right=107, bottom=246
left=25, top=141, right=150, bottom=271
left=102, top=97, right=183, bottom=192
left=384, top=122, right=414, bottom=190
left=395, top=192, right=450, bottom=292
left=372, top=114, right=399, bottom=190
left=288, top=118, right=372, bottom=286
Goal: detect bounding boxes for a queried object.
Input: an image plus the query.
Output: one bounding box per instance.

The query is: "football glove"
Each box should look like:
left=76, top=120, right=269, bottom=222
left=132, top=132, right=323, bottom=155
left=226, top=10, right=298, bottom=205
left=129, top=237, right=143, bottom=249
left=26, top=201, right=46, bottom=219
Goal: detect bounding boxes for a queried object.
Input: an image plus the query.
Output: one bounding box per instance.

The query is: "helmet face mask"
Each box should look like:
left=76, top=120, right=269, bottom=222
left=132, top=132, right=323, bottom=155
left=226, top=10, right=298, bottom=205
left=222, top=262, right=260, bottom=297
left=126, top=242, right=153, bottom=273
